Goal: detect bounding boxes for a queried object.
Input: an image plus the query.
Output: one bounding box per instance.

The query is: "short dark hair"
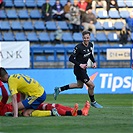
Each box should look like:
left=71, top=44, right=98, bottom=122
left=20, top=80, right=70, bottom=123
left=0, top=67, right=7, bottom=77
left=82, top=30, right=91, bottom=36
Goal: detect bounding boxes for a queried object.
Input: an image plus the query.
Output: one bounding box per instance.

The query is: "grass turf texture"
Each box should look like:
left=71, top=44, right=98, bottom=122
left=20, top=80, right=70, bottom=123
left=0, top=94, right=132, bottom=133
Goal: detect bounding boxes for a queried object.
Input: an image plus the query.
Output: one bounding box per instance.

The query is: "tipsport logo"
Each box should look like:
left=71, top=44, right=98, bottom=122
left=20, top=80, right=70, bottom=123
left=85, top=72, right=133, bottom=92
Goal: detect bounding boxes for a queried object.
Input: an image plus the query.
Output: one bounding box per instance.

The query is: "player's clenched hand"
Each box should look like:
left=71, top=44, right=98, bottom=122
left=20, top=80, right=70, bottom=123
left=92, top=62, right=97, bottom=68
left=79, top=64, right=87, bottom=69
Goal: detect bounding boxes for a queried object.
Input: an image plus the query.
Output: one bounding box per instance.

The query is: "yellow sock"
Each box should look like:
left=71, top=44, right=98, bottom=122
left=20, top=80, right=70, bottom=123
left=31, top=110, right=51, bottom=117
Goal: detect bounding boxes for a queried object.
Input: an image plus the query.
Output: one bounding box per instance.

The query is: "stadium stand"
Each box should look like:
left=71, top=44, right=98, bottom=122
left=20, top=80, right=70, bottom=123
left=34, top=21, right=46, bottom=30
left=30, top=9, right=42, bottom=19
left=27, top=32, right=38, bottom=42
left=18, top=10, right=29, bottom=19
left=11, top=21, right=23, bottom=30
left=38, top=32, right=51, bottom=42
left=103, top=21, right=114, bottom=30
left=1, top=0, right=132, bottom=68
left=0, top=33, right=2, bottom=41
left=3, top=32, right=15, bottom=41
left=0, top=21, right=10, bottom=30
left=22, top=21, right=34, bottom=31
left=14, top=0, right=25, bottom=8
left=15, top=32, right=27, bottom=41
left=6, top=9, right=18, bottom=19
left=0, top=10, right=7, bottom=19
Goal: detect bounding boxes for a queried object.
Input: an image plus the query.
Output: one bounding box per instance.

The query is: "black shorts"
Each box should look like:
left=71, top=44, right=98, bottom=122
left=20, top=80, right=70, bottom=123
left=74, top=66, right=90, bottom=83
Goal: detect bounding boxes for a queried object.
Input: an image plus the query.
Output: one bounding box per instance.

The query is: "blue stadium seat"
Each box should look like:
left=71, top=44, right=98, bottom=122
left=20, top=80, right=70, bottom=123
left=14, top=0, right=25, bottom=8
left=65, top=44, right=75, bottom=53
left=4, top=0, right=13, bottom=8
left=100, top=44, right=111, bottom=53
left=47, top=55, right=58, bottom=62
left=23, top=21, right=34, bottom=30
left=103, top=22, right=114, bottom=30
left=114, top=22, right=124, bottom=30
left=96, top=32, right=108, bottom=42
left=34, top=21, right=46, bottom=30
left=95, top=22, right=103, bottom=30
left=31, top=44, right=43, bottom=54
left=131, top=33, right=133, bottom=41
left=125, top=1, right=133, bottom=8
left=60, top=0, right=68, bottom=6
left=0, top=21, right=10, bottom=30
left=15, top=32, right=27, bottom=41
left=90, top=33, right=96, bottom=42
left=0, top=10, right=7, bottom=19
left=27, top=32, right=38, bottom=42
left=97, top=10, right=109, bottom=19
left=25, top=0, right=36, bottom=8
left=107, top=32, right=119, bottom=42
left=120, top=10, right=130, bottom=19
left=30, top=10, right=42, bottom=19
left=57, top=21, right=69, bottom=30
left=62, top=32, right=73, bottom=42
left=0, top=33, right=3, bottom=41
left=95, top=55, right=106, bottom=61
left=68, top=23, right=73, bottom=30
left=46, top=21, right=57, bottom=30
left=55, top=44, right=65, bottom=53
left=113, top=44, right=122, bottom=47
left=6, top=10, right=18, bottom=19
left=43, top=44, right=55, bottom=54
left=58, top=55, right=69, bottom=61
left=18, top=10, right=29, bottom=19
left=49, top=0, right=55, bottom=6
left=49, top=32, right=55, bottom=41
left=38, top=32, right=50, bottom=42
left=3, top=32, right=15, bottom=41
left=73, top=32, right=82, bottom=42
left=109, top=11, right=120, bottom=19
left=11, top=21, right=22, bottom=30
left=37, top=0, right=45, bottom=8
left=117, top=1, right=126, bottom=7
left=36, top=56, right=47, bottom=61
left=93, top=44, right=99, bottom=53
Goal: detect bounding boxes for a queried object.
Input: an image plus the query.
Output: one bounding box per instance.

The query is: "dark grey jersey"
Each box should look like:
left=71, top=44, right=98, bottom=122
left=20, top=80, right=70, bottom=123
left=69, top=42, right=95, bottom=66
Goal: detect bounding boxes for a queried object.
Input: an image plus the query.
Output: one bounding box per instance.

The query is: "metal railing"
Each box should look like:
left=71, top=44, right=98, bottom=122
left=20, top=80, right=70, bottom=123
left=30, top=46, right=132, bottom=68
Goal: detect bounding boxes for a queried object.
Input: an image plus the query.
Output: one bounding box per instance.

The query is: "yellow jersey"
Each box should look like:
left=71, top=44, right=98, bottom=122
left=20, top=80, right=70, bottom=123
left=8, top=74, right=44, bottom=97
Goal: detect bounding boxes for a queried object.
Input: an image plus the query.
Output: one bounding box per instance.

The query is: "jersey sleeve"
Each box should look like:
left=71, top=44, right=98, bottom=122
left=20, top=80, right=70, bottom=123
left=69, top=45, right=80, bottom=66
left=8, top=78, right=18, bottom=95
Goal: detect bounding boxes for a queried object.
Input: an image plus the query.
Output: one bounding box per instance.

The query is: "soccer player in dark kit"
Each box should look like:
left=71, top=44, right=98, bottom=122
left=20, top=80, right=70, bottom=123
left=54, top=30, right=103, bottom=108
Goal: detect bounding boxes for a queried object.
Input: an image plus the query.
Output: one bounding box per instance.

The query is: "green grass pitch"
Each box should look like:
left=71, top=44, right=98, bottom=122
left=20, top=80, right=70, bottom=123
left=0, top=94, right=132, bottom=133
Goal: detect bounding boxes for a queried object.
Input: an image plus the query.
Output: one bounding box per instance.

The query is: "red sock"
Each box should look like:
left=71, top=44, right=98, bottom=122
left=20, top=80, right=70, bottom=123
left=17, top=93, right=21, bottom=102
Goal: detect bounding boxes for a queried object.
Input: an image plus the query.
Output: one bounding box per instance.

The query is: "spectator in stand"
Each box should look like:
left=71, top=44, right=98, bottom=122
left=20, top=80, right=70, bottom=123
left=92, top=0, right=107, bottom=12
left=69, top=0, right=81, bottom=33
left=64, top=0, right=72, bottom=20
left=54, top=26, right=63, bottom=44
left=106, top=0, right=119, bottom=14
left=42, top=0, right=52, bottom=21
left=52, top=0, right=64, bottom=21
left=126, top=12, right=133, bottom=32
left=81, top=8, right=97, bottom=37
left=78, top=0, right=92, bottom=18
left=119, top=26, right=130, bottom=45
left=0, top=0, right=5, bottom=8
